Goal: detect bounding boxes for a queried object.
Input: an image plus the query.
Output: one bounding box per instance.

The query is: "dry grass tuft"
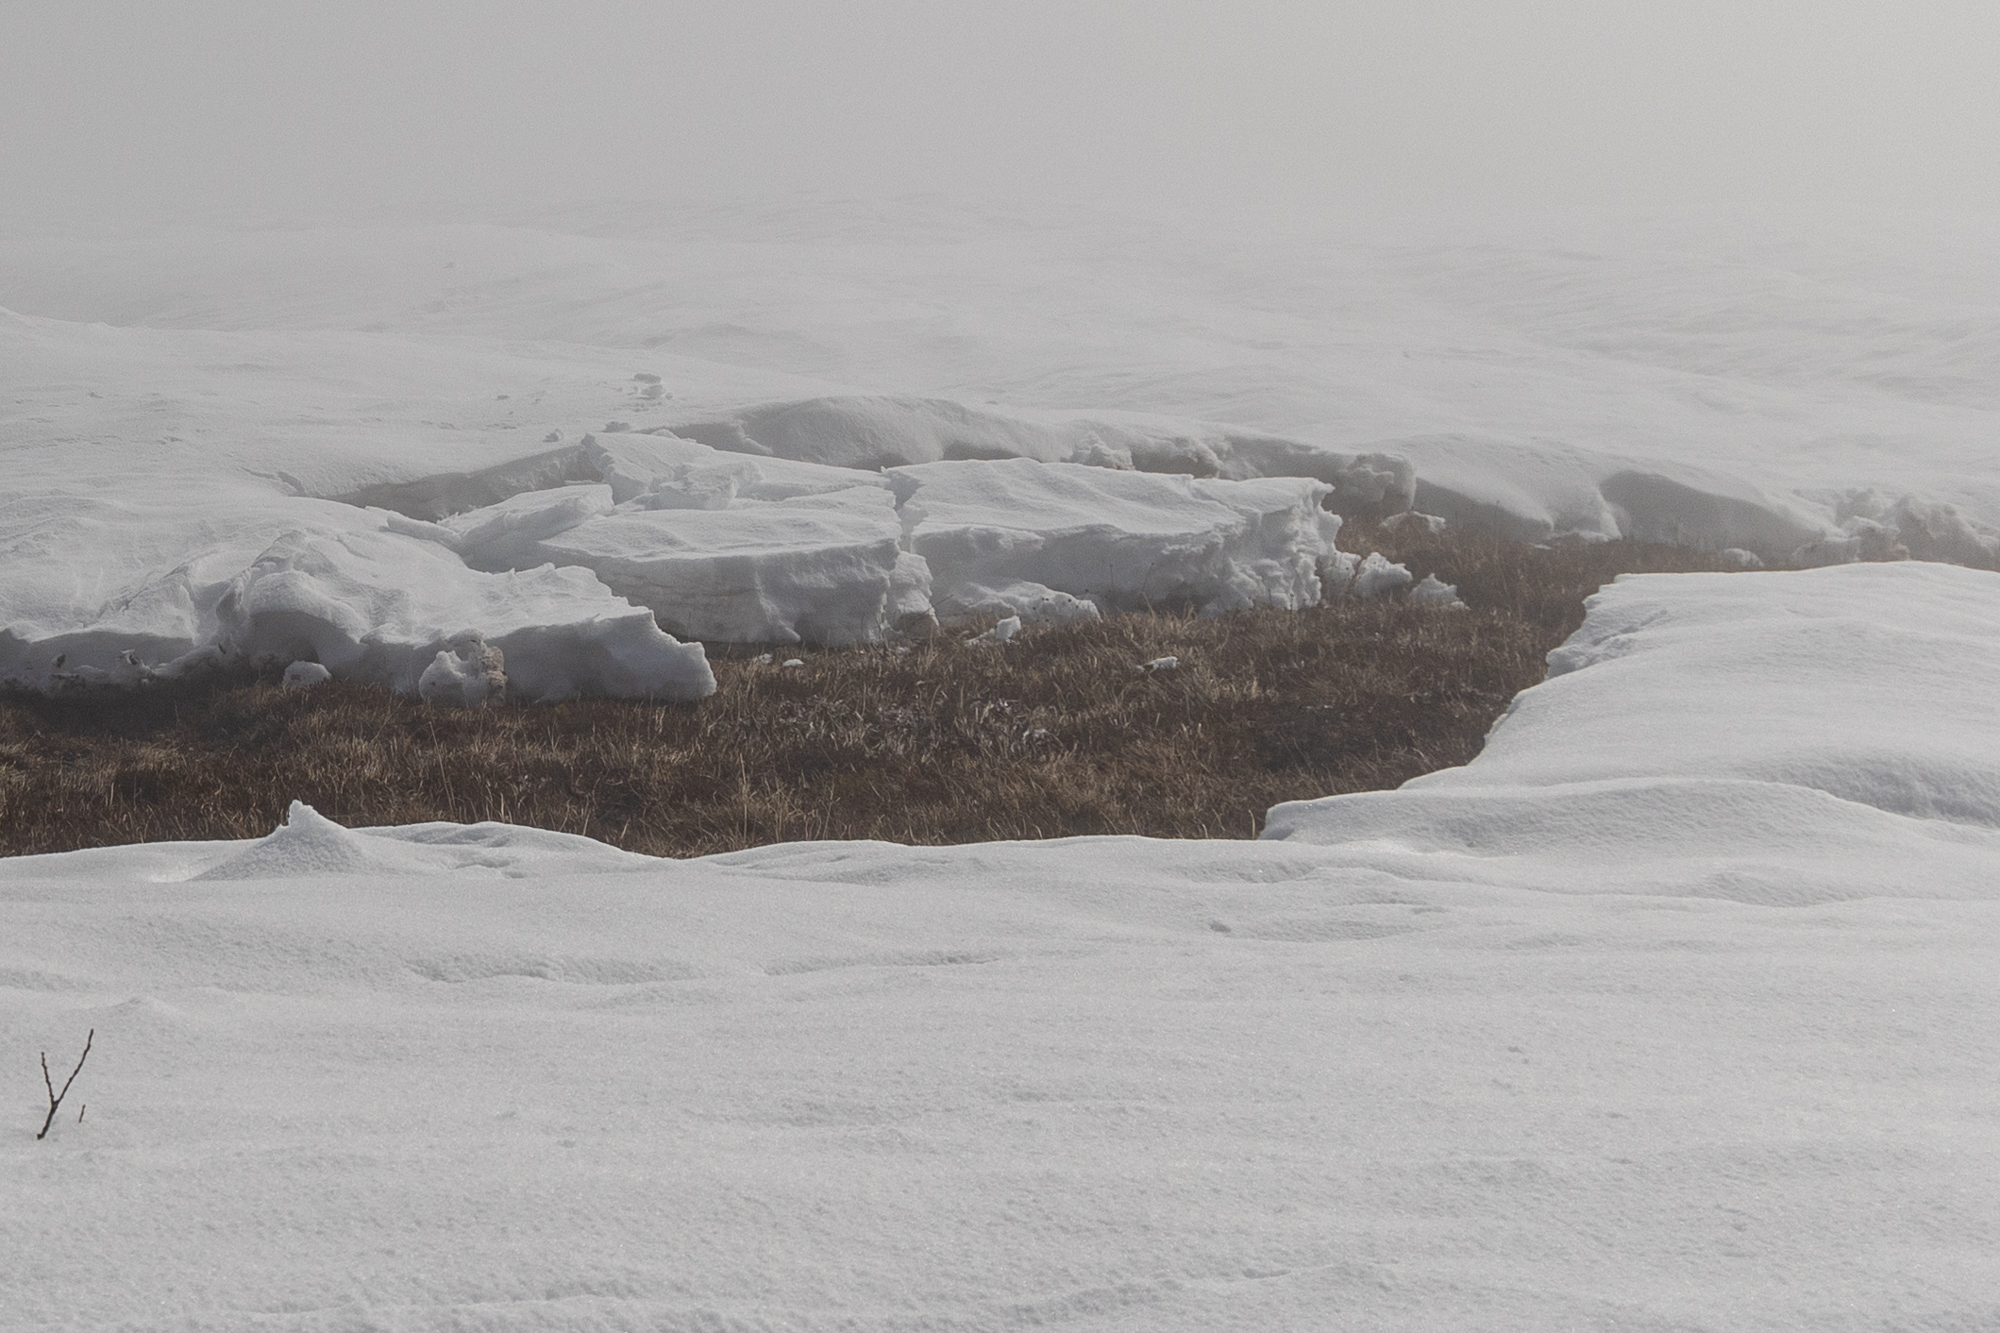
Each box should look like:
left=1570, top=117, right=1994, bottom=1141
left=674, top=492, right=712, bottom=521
left=0, top=531, right=1739, bottom=857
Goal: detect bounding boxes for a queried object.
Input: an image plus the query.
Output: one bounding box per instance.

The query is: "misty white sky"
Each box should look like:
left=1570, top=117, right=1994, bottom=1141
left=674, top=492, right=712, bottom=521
left=4, top=0, right=1997, bottom=222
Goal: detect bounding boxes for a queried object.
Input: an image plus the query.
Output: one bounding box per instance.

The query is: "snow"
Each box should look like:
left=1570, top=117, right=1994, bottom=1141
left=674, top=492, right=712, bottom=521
left=1266, top=562, right=2000, bottom=898
left=278, top=659, right=332, bottom=689
left=1349, top=550, right=1415, bottom=599
left=416, top=632, right=508, bottom=708
left=892, top=458, right=1335, bottom=618
left=967, top=614, right=1023, bottom=646
left=7, top=203, right=2000, bottom=692
left=211, top=522, right=715, bottom=702
left=533, top=486, right=917, bottom=646
left=8, top=197, right=2000, bottom=1324
left=6, top=562, right=2000, bottom=1329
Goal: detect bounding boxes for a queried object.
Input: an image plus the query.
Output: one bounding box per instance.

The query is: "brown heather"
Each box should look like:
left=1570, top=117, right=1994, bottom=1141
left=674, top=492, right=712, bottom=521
left=0, top=528, right=1738, bottom=857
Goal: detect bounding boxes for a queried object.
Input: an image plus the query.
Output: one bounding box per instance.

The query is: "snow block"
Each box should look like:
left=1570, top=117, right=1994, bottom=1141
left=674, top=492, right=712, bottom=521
left=214, top=527, right=715, bottom=701
left=889, top=458, right=1334, bottom=617
left=534, top=486, right=918, bottom=645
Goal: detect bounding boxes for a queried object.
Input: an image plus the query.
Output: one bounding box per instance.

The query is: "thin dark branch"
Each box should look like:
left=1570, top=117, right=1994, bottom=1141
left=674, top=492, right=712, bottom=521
left=35, top=1028, right=92, bottom=1141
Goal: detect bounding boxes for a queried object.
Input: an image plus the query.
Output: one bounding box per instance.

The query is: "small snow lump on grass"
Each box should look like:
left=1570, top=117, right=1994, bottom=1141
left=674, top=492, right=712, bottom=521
left=281, top=661, right=334, bottom=690
left=967, top=616, right=1022, bottom=646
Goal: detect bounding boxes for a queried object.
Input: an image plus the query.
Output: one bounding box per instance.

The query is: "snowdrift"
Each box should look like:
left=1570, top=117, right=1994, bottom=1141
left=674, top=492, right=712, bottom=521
left=1266, top=561, right=2000, bottom=903
left=7, top=562, right=2000, bottom=1329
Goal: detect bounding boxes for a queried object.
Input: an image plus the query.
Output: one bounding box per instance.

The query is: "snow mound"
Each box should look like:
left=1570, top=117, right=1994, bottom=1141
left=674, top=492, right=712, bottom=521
left=195, top=801, right=423, bottom=881
left=534, top=486, right=917, bottom=645
left=196, top=802, right=653, bottom=881
left=891, top=458, right=1333, bottom=617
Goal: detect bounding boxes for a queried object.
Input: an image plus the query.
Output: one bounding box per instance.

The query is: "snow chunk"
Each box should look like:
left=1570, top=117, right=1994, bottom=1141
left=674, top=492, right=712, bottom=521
left=418, top=632, right=507, bottom=707
left=534, top=487, right=917, bottom=644
left=1408, top=573, right=1465, bottom=608
left=1350, top=552, right=1414, bottom=599
left=280, top=660, right=333, bottom=689
left=933, top=579, right=1100, bottom=626
left=215, top=527, right=714, bottom=701
left=439, top=483, right=616, bottom=569
left=968, top=616, right=1022, bottom=646
left=890, top=459, right=1333, bottom=618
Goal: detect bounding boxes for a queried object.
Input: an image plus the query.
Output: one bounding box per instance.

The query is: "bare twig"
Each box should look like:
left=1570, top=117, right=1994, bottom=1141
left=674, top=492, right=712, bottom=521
left=36, top=1029, right=92, bottom=1141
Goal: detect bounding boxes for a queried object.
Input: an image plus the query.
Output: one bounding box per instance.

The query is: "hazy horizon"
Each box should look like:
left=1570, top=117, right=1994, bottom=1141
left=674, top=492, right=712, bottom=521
left=6, top=1, right=1998, bottom=227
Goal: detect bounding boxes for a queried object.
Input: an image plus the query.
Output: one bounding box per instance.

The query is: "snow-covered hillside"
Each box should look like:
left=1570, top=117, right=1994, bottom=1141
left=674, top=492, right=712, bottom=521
left=4, top=203, right=1999, bottom=693
left=7, top=561, right=1998, bottom=1330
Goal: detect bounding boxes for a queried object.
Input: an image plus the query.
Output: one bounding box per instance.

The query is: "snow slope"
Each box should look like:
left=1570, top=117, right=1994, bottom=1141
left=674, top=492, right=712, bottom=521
left=7, top=562, right=1998, bottom=1330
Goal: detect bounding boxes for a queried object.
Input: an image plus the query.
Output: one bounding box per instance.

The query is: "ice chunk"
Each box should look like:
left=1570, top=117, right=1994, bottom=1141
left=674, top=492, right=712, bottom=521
left=533, top=487, right=917, bottom=644
left=890, top=459, right=1333, bottom=618
left=281, top=660, right=333, bottom=689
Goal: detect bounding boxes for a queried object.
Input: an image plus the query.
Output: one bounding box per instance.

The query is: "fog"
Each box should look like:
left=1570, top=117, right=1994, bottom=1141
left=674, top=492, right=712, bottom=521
left=5, top=0, right=1997, bottom=224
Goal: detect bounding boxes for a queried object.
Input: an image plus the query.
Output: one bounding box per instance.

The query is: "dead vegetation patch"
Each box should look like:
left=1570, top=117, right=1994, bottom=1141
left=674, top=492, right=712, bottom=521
left=0, top=530, right=1738, bottom=857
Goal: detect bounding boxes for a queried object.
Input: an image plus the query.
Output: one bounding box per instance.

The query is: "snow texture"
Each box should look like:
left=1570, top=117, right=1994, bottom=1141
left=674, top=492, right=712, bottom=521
left=7, top=562, right=2000, bottom=1330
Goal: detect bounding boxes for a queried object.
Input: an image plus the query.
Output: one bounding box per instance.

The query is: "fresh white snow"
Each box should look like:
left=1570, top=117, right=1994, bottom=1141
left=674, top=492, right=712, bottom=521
left=7, top=561, right=1999, bottom=1330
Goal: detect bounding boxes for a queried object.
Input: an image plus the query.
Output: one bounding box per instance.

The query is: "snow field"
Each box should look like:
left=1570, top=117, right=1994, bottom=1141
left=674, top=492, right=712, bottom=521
left=10, top=204, right=2000, bottom=698
left=7, top=561, right=2000, bottom=1329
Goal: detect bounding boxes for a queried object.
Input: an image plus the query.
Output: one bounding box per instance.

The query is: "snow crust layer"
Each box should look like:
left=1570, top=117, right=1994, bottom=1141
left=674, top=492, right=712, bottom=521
left=7, top=563, right=2000, bottom=1330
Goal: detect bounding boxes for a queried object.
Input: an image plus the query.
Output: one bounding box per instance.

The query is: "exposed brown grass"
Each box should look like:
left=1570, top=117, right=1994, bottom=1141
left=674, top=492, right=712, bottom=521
left=0, top=529, right=1738, bottom=858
